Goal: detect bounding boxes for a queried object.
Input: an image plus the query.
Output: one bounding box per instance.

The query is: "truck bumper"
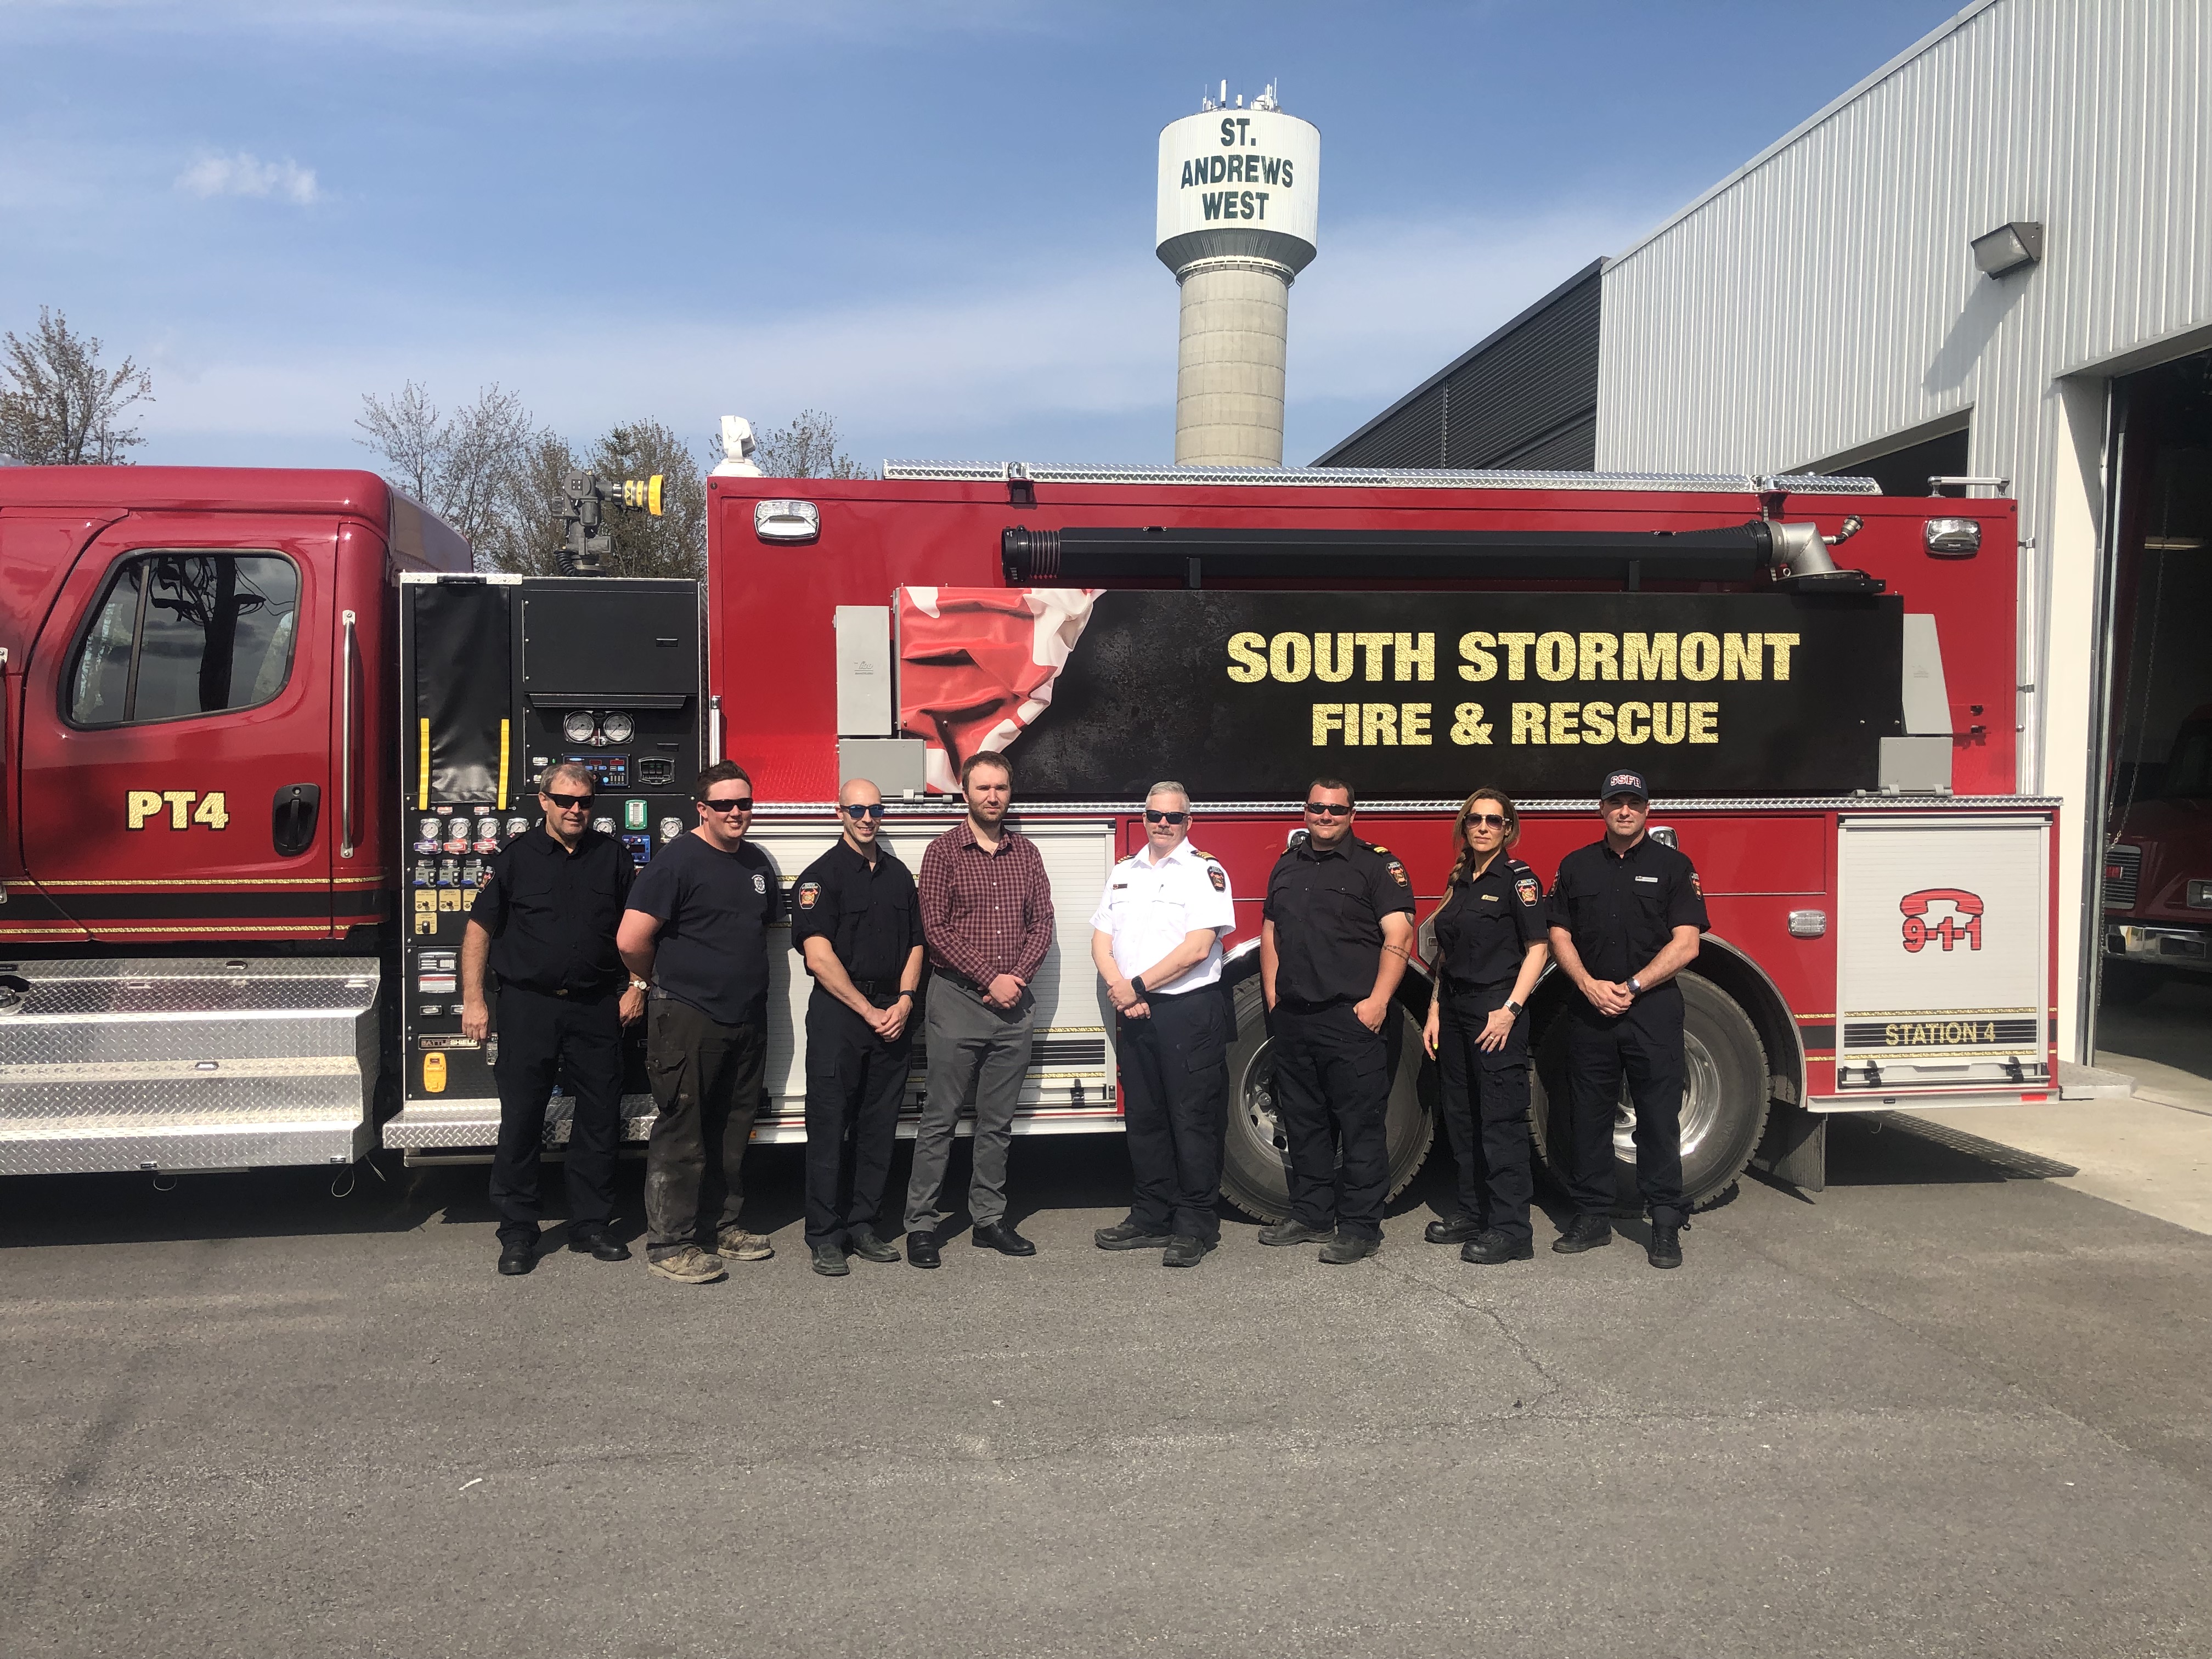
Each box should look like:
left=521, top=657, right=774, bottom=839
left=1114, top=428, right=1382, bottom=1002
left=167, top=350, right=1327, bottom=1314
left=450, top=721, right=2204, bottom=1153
left=0, top=958, right=380, bottom=1176
left=2105, top=922, right=2212, bottom=972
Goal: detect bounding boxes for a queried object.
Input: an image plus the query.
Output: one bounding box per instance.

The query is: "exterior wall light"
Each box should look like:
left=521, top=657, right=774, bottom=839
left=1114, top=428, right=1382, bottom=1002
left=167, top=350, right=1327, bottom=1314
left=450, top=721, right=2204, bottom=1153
left=1971, top=221, right=2043, bottom=277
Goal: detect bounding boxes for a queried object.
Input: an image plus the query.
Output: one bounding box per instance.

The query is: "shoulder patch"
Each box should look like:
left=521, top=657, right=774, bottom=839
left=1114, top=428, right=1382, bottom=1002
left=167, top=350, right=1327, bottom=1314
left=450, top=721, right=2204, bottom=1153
left=1690, top=871, right=1702, bottom=897
left=796, top=880, right=821, bottom=910
left=1207, top=865, right=1226, bottom=891
left=1386, top=859, right=1409, bottom=887
left=753, top=871, right=768, bottom=895
left=1515, top=876, right=1539, bottom=907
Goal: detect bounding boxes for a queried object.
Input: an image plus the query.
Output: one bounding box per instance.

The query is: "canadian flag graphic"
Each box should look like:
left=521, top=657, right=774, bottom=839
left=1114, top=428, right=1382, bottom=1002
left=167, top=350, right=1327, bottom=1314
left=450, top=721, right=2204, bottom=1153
left=897, top=588, right=1097, bottom=792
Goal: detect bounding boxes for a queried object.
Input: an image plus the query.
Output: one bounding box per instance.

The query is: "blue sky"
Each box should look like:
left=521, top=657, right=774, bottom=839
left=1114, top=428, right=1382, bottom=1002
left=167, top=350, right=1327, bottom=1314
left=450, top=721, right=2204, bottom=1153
left=2, top=0, right=1967, bottom=472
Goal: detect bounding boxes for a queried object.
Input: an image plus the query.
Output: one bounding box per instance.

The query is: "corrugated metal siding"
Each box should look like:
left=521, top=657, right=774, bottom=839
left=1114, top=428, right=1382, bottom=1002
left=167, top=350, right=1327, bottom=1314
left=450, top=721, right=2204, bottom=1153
left=1319, top=263, right=1602, bottom=468
left=1598, top=0, right=2210, bottom=476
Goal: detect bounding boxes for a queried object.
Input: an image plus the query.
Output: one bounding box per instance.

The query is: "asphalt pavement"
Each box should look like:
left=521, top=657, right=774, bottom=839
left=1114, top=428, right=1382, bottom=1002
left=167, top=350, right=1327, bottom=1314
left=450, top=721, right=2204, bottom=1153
left=3, top=1121, right=2209, bottom=1659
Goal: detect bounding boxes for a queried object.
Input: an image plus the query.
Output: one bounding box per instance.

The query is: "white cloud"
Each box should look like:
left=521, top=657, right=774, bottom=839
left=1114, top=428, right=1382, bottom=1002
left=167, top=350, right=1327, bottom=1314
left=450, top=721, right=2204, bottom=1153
left=175, top=151, right=320, bottom=206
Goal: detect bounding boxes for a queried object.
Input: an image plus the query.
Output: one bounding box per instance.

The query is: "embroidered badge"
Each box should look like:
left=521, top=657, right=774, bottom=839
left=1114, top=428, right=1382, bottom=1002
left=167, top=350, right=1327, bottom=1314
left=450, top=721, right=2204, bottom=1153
left=797, top=881, right=821, bottom=911
left=1516, top=877, right=1539, bottom=906
left=1690, top=871, right=1702, bottom=897
left=1387, top=860, right=1409, bottom=887
left=753, top=872, right=768, bottom=895
left=1208, top=866, right=1226, bottom=892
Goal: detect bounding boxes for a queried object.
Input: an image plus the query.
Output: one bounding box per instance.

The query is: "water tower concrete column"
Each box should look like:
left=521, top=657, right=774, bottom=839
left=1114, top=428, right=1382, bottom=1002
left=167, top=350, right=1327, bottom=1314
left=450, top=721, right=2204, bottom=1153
left=1156, top=89, right=1321, bottom=468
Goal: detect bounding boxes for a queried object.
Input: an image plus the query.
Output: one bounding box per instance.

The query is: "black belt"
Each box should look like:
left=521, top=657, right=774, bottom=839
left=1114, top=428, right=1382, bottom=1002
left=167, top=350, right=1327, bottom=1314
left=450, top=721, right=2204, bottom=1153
left=1441, top=974, right=1514, bottom=998
left=1277, top=995, right=1353, bottom=1014
left=846, top=977, right=906, bottom=1000
left=932, top=966, right=989, bottom=996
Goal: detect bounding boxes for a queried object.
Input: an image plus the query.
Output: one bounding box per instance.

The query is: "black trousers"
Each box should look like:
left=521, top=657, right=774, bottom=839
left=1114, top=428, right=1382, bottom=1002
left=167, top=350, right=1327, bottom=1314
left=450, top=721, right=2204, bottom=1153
left=1563, top=988, right=1688, bottom=1226
left=803, top=988, right=912, bottom=1249
left=1434, top=984, right=1534, bottom=1246
left=1118, top=984, right=1231, bottom=1242
left=643, top=996, right=766, bottom=1259
left=488, top=984, right=626, bottom=1248
left=1271, top=999, right=1392, bottom=1240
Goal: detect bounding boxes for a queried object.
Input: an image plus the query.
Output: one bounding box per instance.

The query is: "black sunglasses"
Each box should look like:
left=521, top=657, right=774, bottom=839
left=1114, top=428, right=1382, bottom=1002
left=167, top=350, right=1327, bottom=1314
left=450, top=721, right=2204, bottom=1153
left=543, top=791, right=596, bottom=811
left=843, top=803, right=887, bottom=820
left=699, top=795, right=754, bottom=812
left=1143, top=809, right=1187, bottom=825
left=1463, top=812, right=1509, bottom=829
left=1304, top=800, right=1352, bottom=817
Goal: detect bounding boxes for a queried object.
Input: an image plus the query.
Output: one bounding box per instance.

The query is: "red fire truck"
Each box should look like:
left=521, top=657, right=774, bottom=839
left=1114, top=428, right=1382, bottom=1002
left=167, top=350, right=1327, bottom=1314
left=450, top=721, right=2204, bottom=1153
left=0, top=459, right=2056, bottom=1216
left=2103, top=702, right=2212, bottom=1001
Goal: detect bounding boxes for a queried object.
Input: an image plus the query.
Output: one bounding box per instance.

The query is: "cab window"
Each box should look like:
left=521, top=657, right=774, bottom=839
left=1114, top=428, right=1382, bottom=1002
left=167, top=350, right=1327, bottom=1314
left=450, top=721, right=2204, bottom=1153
left=68, top=553, right=300, bottom=727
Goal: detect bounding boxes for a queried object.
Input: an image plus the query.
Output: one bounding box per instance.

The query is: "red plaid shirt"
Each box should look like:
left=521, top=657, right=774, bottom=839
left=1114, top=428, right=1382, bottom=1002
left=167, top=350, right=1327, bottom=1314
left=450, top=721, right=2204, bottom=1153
left=918, top=818, right=1054, bottom=986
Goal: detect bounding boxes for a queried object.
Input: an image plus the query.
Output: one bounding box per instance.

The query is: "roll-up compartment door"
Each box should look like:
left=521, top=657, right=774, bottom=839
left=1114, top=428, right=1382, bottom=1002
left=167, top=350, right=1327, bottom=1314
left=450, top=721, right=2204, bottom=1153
left=406, top=582, right=512, bottom=807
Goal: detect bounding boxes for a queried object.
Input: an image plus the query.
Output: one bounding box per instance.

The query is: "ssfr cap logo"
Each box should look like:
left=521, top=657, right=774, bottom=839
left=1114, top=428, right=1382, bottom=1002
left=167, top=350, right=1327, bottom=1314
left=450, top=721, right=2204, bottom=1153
left=1601, top=769, right=1650, bottom=801
left=796, top=881, right=821, bottom=911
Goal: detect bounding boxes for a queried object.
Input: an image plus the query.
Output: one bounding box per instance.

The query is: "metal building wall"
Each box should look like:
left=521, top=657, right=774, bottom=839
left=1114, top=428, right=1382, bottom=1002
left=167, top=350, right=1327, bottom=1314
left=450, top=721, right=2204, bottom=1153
left=1318, top=262, right=1602, bottom=469
left=1593, top=0, right=2212, bottom=1060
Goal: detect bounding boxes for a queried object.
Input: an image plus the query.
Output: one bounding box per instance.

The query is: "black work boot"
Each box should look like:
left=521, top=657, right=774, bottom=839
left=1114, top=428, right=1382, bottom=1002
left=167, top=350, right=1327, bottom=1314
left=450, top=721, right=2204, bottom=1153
left=1646, top=1221, right=1684, bottom=1270
left=1424, top=1214, right=1485, bottom=1245
left=1257, top=1218, right=1333, bottom=1247
left=1551, top=1214, right=1613, bottom=1254
left=1461, top=1229, right=1534, bottom=1265
left=1094, top=1219, right=1173, bottom=1251
left=1318, top=1231, right=1382, bottom=1264
left=1162, top=1235, right=1215, bottom=1268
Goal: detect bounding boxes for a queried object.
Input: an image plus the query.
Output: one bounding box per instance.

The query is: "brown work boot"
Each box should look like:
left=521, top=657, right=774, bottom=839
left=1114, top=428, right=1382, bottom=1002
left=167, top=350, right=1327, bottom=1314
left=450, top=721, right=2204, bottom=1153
left=715, top=1227, right=775, bottom=1262
left=647, top=1245, right=726, bottom=1284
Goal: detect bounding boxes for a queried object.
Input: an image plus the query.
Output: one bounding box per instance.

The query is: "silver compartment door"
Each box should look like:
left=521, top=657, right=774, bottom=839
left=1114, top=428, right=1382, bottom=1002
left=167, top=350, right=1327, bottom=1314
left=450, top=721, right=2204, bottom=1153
left=1834, top=814, right=2051, bottom=1091
left=746, top=819, right=1119, bottom=1136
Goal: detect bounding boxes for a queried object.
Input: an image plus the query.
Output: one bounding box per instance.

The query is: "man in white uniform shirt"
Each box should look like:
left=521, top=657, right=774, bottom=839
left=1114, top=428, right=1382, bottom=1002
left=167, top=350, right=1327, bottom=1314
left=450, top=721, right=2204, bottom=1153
left=1088, top=782, right=1238, bottom=1267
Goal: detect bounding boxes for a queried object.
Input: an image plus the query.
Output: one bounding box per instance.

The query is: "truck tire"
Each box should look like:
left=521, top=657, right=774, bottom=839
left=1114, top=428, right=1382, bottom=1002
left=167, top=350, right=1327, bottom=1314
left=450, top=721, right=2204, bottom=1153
left=1529, top=970, right=1767, bottom=1215
left=1218, top=977, right=1432, bottom=1224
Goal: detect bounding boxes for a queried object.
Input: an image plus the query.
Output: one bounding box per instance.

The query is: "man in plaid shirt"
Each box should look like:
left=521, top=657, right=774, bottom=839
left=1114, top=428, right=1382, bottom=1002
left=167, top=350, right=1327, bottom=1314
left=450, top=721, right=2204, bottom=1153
left=904, top=751, right=1054, bottom=1266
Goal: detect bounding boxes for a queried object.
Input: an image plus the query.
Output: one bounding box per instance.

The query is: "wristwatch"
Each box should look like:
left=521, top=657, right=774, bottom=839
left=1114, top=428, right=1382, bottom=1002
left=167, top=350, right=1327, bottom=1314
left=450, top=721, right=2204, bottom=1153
left=1128, top=975, right=1148, bottom=998
left=1627, top=976, right=1644, bottom=997
left=1503, top=999, right=1523, bottom=1016
left=895, top=990, right=914, bottom=1002
left=629, top=977, right=649, bottom=992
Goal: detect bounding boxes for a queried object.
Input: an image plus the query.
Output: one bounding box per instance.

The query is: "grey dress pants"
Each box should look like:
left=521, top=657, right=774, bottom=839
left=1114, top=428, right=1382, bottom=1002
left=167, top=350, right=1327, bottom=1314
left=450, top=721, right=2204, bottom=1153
left=905, top=974, right=1033, bottom=1234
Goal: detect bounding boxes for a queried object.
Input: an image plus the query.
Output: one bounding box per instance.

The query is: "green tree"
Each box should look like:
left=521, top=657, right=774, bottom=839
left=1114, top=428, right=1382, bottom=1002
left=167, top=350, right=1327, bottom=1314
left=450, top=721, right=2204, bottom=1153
left=0, top=308, right=155, bottom=464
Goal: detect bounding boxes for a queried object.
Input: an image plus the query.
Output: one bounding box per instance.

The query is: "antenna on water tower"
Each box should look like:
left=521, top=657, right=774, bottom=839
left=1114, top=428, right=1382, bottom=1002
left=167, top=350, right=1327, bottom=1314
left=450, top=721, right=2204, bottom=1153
left=1155, top=83, right=1322, bottom=467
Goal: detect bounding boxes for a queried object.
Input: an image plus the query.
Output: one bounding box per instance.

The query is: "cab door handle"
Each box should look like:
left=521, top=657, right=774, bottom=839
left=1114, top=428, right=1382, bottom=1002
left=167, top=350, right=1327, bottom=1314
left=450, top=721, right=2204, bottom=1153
left=273, top=783, right=321, bottom=857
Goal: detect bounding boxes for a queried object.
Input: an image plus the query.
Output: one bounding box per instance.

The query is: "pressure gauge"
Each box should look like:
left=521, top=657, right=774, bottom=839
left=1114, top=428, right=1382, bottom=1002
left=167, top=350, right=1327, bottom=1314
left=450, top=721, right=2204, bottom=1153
left=658, top=817, right=683, bottom=842
left=591, top=816, right=616, bottom=836
left=504, top=817, right=529, bottom=838
left=562, top=710, right=599, bottom=746
left=597, top=710, right=636, bottom=746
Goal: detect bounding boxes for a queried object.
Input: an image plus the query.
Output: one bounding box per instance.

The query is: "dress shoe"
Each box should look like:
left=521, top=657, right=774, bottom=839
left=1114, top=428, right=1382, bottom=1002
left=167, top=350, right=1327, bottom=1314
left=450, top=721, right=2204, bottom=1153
left=568, top=1225, right=631, bottom=1262
left=1256, top=1218, right=1334, bottom=1247
left=1163, top=1235, right=1216, bottom=1268
left=1552, top=1214, right=1613, bottom=1254
left=496, top=1237, right=537, bottom=1277
left=1094, top=1219, right=1173, bottom=1251
left=1318, top=1231, right=1382, bottom=1264
left=845, top=1227, right=900, bottom=1264
left=971, top=1221, right=1037, bottom=1257
left=1424, top=1214, right=1485, bottom=1245
left=812, top=1242, right=850, bottom=1277
left=1461, top=1229, right=1535, bottom=1265
left=906, top=1231, right=941, bottom=1269
left=1646, top=1221, right=1684, bottom=1269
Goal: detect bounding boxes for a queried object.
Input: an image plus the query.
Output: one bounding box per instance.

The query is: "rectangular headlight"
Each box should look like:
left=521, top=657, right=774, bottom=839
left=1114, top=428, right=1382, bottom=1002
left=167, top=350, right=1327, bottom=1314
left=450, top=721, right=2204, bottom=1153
left=755, top=500, right=821, bottom=543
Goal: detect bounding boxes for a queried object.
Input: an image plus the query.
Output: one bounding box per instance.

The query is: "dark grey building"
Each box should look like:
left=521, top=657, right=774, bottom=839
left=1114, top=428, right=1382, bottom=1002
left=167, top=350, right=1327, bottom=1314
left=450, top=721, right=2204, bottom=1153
left=1313, top=261, right=1601, bottom=470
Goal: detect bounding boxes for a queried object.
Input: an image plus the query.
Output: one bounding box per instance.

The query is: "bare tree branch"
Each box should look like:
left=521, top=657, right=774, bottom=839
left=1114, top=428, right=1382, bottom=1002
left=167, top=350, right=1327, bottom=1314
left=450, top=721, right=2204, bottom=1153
left=751, top=408, right=870, bottom=479
left=0, top=308, right=155, bottom=465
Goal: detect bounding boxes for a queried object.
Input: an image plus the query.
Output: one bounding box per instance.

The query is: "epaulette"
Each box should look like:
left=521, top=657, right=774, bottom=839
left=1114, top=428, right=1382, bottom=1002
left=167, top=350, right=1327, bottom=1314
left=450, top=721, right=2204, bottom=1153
left=1186, top=846, right=1219, bottom=862
left=1365, top=843, right=1390, bottom=855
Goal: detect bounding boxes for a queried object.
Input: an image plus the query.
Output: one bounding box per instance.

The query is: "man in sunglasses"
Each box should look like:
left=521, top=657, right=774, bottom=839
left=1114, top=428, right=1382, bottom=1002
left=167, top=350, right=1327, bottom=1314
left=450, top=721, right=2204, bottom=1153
left=1545, top=769, right=1708, bottom=1269
left=619, top=760, right=783, bottom=1284
left=1088, top=783, right=1237, bottom=1267
left=1259, top=777, right=1417, bottom=1262
left=462, top=761, right=643, bottom=1277
left=789, top=778, right=924, bottom=1277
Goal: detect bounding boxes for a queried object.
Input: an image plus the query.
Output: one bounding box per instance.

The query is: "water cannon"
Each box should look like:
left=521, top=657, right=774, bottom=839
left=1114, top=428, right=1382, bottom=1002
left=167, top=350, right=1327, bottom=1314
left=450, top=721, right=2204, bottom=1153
left=554, top=470, right=664, bottom=576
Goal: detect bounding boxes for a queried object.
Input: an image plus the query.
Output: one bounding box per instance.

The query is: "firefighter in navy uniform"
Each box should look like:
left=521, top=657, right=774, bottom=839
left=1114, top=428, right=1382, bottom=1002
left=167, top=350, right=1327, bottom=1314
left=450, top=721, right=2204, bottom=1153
left=459, top=760, right=645, bottom=1278
left=1545, top=769, right=1709, bottom=1269
left=1259, top=777, right=1417, bottom=1263
left=788, top=777, right=925, bottom=1278
left=1419, top=789, right=1550, bottom=1265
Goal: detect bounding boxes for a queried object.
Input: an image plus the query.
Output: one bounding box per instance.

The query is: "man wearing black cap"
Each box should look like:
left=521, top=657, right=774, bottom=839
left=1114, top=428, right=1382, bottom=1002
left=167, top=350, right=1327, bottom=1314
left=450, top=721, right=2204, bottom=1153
left=1545, top=769, right=1708, bottom=1268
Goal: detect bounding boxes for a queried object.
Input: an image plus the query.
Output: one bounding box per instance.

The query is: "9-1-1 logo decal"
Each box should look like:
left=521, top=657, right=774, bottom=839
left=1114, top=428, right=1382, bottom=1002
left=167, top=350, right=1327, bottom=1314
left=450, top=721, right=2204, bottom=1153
left=125, top=790, right=230, bottom=831
left=1899, top=888, right=1982, bottom=953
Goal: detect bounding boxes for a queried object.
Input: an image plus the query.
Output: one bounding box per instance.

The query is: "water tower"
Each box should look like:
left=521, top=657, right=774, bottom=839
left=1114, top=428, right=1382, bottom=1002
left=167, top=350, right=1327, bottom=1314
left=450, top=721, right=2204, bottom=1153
left=1156, top=83, right=1321, bottom=467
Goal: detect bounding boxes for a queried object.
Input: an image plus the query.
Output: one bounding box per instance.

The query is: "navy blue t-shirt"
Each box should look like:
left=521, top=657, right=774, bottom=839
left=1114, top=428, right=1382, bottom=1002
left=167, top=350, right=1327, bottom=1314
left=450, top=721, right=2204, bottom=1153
left=625, top=832, right=783, bottom=1024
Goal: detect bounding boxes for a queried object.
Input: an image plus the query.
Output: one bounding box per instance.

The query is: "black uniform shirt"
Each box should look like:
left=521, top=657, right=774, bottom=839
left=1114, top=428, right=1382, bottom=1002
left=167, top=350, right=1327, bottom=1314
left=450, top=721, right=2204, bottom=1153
left=625, top=832, right=785, bottom=1024
left=470, top=826, right=636, bottom=998
left=1547, top=833, right=1709, bottom=985
left=1432, top=855, right=1548, bottom=990
left=1263, top=833, right=1417, bottom=1005
left=790, top=837, right=922, bottom=986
